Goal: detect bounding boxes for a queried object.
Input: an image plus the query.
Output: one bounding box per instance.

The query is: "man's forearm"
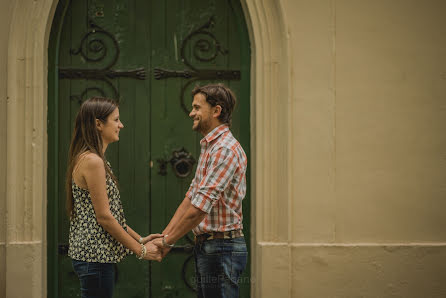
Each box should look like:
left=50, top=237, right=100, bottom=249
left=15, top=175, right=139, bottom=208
left=164, top=204, right=206, bottom=245
left=162, top=197, right=191, bottom=235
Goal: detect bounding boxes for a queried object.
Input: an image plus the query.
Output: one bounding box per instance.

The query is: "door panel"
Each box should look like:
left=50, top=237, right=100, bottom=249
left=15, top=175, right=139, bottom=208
left=48, top=0, right=250, bottom=297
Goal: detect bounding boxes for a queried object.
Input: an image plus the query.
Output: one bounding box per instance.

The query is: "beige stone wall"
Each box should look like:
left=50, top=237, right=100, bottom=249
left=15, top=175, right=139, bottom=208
left=334, top=0, right=446, bottom=243
left=0, top=2, right=14, bottom=296
left=263, top=0, right=446, bottom=297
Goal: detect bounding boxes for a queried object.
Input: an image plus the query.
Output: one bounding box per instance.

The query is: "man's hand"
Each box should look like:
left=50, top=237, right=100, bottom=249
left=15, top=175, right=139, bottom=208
left=141, top=233, right=163, bottom=244
left=143, top=241, right=163, bottom=262
left=161, top=247, right=171, bottom=258
left=152, top=237, right=172, bottom=257
left=152, top=237, right=164, bottom=248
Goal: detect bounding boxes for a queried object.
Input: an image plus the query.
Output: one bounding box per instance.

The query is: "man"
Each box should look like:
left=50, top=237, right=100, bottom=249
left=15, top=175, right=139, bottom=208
left=153, top=83, right=248, bottom=297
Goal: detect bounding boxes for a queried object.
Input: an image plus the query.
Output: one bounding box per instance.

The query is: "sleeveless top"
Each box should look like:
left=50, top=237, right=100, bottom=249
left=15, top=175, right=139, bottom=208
left=68, top=162, right=129, bottom=263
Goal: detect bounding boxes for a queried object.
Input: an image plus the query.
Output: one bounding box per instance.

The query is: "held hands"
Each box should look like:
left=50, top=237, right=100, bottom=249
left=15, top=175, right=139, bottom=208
left=143, top=241, right=163, bottom=262
left=152, top=237, right=172, bottom=258
left=138, top=233, right=173, bottom=260
left=140, top=233, right=163, bottom=244
left=138, top=233, right=163, bottom=262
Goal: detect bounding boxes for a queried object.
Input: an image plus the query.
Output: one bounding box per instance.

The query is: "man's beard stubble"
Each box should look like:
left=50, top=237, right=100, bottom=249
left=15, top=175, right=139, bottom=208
left=193, top=117, right=212, bottom=135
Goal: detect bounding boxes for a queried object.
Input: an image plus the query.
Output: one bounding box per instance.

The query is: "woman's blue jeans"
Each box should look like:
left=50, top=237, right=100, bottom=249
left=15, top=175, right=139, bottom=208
left=194, top=236, right=248, bottom=298
left=72, top=259, right=115, bottom=298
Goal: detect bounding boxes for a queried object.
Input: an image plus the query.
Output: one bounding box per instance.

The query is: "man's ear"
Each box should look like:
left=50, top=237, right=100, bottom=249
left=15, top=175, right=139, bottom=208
left=213, top=105, right=222, bottom=119
left=96, top=119, right=103, bottom=131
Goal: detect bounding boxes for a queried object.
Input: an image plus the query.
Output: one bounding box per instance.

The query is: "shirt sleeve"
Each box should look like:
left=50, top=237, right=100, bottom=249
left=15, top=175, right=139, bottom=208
left=190, top=147, right=238, bottom=213
left=185, top=176, right=195, bottom=200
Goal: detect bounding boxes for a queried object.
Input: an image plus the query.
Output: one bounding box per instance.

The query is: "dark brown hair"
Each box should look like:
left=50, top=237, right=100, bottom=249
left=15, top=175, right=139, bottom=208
left=191, top=83, right=236, bottom=126
left=65, top=97, right=119, bottom=217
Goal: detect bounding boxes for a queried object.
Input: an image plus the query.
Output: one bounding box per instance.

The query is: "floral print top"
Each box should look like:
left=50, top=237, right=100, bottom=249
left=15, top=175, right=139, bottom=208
left=68, top=163, right=129, bottom=263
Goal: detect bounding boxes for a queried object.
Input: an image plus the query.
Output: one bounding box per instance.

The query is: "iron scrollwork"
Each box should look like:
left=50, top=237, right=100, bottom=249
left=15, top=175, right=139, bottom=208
left=59, top=19, right=146, bottom=103
left=154, top=16, right=241, bottom=115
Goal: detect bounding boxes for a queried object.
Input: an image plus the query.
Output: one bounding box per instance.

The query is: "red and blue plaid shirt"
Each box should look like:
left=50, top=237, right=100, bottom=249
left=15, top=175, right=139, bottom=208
left=186, top=124, right=247, bottom=234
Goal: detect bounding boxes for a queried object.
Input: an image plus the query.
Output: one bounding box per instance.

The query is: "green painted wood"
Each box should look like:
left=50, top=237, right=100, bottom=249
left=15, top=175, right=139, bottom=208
left=48, top=0, right=250, bottom=297
left=47, top=0, right=71, bottom=297
left=112, top=1, right=152, bottom=296
left=149, top=1, right=251, bottom=297
left=58, top=1, right=83, bottom=297
left=150, top=1, right=198, bottom=296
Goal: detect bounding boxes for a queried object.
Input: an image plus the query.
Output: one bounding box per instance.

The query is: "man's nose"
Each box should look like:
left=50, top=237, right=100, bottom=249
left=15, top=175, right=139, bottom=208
left=189, top=110, right=194, bottom=118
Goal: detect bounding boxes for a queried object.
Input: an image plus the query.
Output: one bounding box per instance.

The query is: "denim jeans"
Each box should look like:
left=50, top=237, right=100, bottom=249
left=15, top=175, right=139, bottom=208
left=194, top=236, right=248, bottom=298
left=72, top=259, right=115, bottom=298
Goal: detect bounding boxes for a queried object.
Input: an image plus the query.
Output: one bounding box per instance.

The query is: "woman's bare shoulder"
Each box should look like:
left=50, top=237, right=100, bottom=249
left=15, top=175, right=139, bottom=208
left=82, top=152, right=104, bottom=168
left=75, top=151, right=104, bottom=172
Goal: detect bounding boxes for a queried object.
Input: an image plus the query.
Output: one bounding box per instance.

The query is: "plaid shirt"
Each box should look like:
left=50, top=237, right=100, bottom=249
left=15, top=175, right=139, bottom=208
left=186, top=124, right=247, bottom=234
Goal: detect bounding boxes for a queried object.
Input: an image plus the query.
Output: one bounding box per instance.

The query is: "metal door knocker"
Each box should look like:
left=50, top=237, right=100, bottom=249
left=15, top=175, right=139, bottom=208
left=157, top=148, right=196, bottom=178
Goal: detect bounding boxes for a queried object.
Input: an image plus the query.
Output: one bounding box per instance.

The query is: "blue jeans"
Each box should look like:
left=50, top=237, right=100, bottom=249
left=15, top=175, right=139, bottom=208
left=72, top=259, right=115, bottom=298
left=194, top=237, right=248, bottom=298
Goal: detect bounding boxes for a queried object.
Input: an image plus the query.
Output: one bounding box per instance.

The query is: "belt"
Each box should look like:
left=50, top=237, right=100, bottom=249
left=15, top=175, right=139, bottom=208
left=194, top=230, right=244, bottom=243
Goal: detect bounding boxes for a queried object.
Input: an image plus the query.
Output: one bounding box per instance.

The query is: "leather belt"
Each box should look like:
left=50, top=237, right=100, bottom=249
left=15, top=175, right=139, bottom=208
left=194, top=230, right=244, bottom=243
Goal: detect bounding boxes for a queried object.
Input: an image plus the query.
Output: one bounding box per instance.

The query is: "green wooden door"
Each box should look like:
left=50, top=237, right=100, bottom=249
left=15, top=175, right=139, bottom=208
left=48, top=1, right=250, bottom=297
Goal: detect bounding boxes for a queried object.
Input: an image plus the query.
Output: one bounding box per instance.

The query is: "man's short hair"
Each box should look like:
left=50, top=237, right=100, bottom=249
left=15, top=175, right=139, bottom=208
left=191, top=83, right=237, bottom=126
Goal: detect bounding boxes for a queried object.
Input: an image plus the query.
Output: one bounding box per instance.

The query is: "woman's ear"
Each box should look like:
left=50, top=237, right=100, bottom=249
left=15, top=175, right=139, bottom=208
left=96, top=119, right=103, bottom=131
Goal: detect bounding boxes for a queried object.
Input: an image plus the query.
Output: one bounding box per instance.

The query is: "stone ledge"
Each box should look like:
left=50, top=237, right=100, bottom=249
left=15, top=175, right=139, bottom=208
left=255, top=242, right=446, bottom=298
left=291, top=244, right=446, bottom=298
left=0, top=244, right=5, bottom=298
left=6, top=241, right=43, bottom=298
left=258, top=241, right=446, bottom=247
left=255, top=243, right=291, bottom=298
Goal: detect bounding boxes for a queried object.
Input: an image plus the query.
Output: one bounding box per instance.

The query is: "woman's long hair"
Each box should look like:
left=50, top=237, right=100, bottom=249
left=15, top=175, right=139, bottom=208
left=66, top=97, right=119, bottom=218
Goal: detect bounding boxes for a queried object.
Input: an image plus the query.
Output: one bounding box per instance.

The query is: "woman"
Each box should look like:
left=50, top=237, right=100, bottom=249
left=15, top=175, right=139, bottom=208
left=66, top=97, right=161, bottom=298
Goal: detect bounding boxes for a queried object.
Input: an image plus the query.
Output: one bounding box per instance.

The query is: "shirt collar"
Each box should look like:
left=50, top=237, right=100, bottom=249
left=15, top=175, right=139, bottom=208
left=200, top=124, right=229, bottom=145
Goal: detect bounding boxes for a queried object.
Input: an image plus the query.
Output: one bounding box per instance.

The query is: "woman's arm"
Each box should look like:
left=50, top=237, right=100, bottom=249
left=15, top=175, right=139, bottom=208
left=127, top=225, right=163, bottom=244
left=82, top=154, right=161, bottom=261
left=126, top=225, right=141, bottom=242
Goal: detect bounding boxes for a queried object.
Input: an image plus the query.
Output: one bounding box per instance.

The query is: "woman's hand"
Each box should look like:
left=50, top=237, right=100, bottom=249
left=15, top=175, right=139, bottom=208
left=141, top=233, right=163, bottom=244
left=143, top=241, right=162, bottom=262
left=152, top=237, right=172, bottom=258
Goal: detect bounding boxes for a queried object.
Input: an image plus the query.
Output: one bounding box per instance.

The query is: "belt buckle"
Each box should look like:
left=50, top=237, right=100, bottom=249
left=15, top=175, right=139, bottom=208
left=196, top=233, right=212, bottom=243
left=224, top=231, right=231, bottom=239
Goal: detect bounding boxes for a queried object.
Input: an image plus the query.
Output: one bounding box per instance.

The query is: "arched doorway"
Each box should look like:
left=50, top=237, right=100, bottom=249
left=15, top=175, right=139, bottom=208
left=47, top=0, right=251, bottom=297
